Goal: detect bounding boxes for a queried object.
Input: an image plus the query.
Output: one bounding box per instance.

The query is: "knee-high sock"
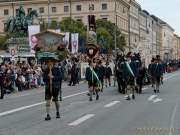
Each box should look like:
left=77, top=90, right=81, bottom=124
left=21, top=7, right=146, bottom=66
left=46, top=100, right=51, bottom=115
left=55, top=101, right=60, bottom=113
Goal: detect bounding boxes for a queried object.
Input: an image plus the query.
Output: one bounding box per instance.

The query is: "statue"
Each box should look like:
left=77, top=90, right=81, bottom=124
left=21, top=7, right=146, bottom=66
left=5, top=6, right=38, bottom=37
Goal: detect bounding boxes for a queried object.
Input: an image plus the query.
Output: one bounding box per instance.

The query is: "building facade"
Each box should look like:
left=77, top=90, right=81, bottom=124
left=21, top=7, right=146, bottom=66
left=139, top=9, right=148, bottom=65
left=0, top=0, right=130, bottom=45
left=161, top=23, right=174, bottom=61
left=173, top=34, right=180, bottom=59
left=129, top=0, right=140, bottom=52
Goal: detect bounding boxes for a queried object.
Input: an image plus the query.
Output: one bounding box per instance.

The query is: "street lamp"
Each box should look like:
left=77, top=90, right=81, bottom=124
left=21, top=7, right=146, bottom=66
left=114, top=0, right=117, bottom=51
left=128, top=0, right=131, bottom=52
left=47, top=0, right=50, bottom=28
left=11, top=0, right=15, bottom=18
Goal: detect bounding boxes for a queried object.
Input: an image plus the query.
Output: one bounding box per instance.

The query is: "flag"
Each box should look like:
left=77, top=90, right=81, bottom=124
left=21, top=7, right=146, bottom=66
left=63, top=32, right=70, bottom=49
left=71, top=33, right=79, bottom=54
left=28, top=25, right=40, bottom=50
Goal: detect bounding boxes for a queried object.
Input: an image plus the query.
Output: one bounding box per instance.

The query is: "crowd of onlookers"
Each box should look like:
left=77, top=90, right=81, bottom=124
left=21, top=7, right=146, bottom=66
left=0, top=61, right=44, bottom=94
left=0, top=53, right=180, bottom=98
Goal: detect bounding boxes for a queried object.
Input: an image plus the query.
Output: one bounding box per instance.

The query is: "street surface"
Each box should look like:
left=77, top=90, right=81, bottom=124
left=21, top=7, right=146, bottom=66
left=0, top=71, right=180, bottom=135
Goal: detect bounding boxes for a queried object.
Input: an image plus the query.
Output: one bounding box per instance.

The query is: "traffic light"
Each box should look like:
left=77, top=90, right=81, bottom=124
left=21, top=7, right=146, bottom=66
left=88, top=15, right=96, bottom=32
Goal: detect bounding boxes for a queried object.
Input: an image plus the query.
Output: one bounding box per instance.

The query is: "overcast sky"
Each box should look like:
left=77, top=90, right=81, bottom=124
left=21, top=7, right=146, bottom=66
left=138, top=0, right=180, bottom=35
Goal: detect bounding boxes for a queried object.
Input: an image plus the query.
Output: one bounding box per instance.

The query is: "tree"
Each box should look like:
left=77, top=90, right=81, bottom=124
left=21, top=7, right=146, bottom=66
left=0, top=35, right=8, bottom=50
left=49, top=20, right=58, bottom=29
left=59, top=17, right=87, bottom=49
left=96, top=27, right=112, bottom=51
left=96, top=19, right=126, bottom=52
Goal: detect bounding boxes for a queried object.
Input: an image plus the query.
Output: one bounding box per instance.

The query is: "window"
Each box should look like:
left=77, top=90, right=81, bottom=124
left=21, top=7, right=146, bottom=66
left=4, top=23, right=7, bottom=31
left=123, top=7, right=125, bottom=13
left=102, top=18, right=107, bottom=20
left=52, top=7, right=56, bottom=13
left=77, top=19, right=82, bottom=22
left=64, top=6, right=69, bottom=12
left=16, top=9, right=18, bottom=15
left=89, top=4, right=94, bottom=11
left=102, top=3, right=107, bottom=10
left=76, top=5, right=81, bottom=11
left=27, top=8, right=32, bottom=13
left=4, top=9, right=9, bottom=15
left=39, top=7, right=44, bottom=14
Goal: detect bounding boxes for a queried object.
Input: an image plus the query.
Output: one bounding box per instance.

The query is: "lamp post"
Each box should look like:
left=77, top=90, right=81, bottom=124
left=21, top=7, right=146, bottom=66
left=47, top=0, right=50, bottom=28
left=114, top=0, right=117, bottom=51
left=11, top=0, right=15, bottom=18
left=128, top=0, right=131, bottom=52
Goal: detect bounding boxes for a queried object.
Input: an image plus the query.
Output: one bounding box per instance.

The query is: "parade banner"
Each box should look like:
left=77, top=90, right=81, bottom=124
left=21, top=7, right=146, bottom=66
left=71, top=33, right=79, bottom=54
left=63, top=32, right=70, bottom=49
left=28, top=25, right=40, bottom=49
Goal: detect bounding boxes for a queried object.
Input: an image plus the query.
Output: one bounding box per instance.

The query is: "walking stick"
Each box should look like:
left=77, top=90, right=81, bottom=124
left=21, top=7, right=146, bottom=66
left=49, top=64, right=53, bottom=101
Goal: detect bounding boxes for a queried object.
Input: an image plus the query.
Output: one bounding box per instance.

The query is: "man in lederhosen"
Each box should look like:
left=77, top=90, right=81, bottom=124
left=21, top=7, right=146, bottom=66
left=43, top=61, right=62, bottom=121
left=152, top=56, right=164, bottom=93
left=95, top=60, right=105, bottom=92
left=85, top=59, right=101, bottom=101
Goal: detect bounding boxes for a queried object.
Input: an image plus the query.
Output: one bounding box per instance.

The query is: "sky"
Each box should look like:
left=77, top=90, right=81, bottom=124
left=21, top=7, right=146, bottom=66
left=138, top=0, right=180, bottom=35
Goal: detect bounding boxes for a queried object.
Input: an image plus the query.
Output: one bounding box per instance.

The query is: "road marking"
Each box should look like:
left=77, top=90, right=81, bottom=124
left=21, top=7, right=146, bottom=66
left=148, top=95, right=158, bottom=101
left=153, top=98, right=162, bottom=103
left=169, top=98, right=180, bottom=135
left=0, top=91, right=88, bottom=118
left=104, top=101, right=120, bottom=108
left=164, top=73, right=179, bottom=81
left=0, top=102, right=45, bottom=117
left=142, top=87, right=148, bottom=90
left=68, top=114, right=95, bottom=126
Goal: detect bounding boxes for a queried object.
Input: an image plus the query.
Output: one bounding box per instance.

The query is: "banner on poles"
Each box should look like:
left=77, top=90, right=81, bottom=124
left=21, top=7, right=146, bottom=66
left=71, top=33, right=79, bottom=54
left=28, top=25, right=40, bottom=49
left=63, top=32, right=70, bottom=49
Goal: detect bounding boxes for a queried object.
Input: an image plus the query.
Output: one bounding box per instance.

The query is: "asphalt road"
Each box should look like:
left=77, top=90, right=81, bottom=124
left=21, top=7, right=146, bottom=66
left=0, top=71, right=180, bottom=135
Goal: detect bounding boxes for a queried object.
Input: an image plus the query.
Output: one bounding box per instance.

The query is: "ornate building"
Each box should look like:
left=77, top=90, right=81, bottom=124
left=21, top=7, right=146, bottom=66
left=0, top=0, right=130, bottom=45
left=129, top=0, right=140, bottom=52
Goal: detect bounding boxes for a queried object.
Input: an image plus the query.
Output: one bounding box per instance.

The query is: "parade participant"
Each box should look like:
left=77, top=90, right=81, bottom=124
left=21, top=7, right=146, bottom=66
left=136, top=62, right=146, bottom=94
left=115, top=54, right=126, bottom=94
left=152, top=56, right=164, bottom=93
left=95, top=60, right=105, bottom=92
left=148, top=58, right=155, bottom=88
left=85, top=59, right=101, bottom=101
left=43, top=61, right=62, bottom=121
left=105, top=62, right=112, bottom=87
left=124, top=53, right=136, bottom=100
left=0, top=66, right=5, bottom=99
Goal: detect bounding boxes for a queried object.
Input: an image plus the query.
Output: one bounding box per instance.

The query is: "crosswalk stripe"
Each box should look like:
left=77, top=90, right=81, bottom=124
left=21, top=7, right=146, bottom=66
left=68, top=114, right=95, bottom=126
left=104, top=101, right=120, bottom=108
left=148, top=95, right=158, bottom=101
left=153, top=98, right=162, bottom=103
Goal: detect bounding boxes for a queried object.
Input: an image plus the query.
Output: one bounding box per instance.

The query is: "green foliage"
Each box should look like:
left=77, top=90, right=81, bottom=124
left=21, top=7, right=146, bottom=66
left=0, top=35, right=8, bottom=49
left=96, top=27, right=112, bottom=51
left=96, top=19, right=126, bottom=52
left=59, top=17, right=87, bottom=48
left=49, top=20, right=58, bottom=29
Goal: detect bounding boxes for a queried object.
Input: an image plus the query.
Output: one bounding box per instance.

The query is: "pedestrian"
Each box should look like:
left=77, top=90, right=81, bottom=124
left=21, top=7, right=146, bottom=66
left=43, top=61, right=62, bottom=121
